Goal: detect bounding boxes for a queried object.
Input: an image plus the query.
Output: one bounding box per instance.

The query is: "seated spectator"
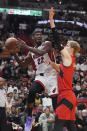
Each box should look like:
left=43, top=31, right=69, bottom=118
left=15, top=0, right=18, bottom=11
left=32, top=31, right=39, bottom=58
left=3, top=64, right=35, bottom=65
left=82, top=109, right=87, bottom=131
left=76, top=110, right=84, bottom=131
left=15, top=97, right=25, bottom=111
left=76, top=107, right=87, bottom=131
left=7, top=105, right=17, bottom=122
left=2, top=62, right=11, bottom=79
left=16, top=107, right=26, bottom=129
left=74, top=81, right=81, bottom=97
left=13, top=87, right=19, bottom=100
left=73, top=71, right=80, bottom=84
left=35, top=93, right=41, bottom=107
left=35, top=104, right=43, bottom=123
left=6, top=97, right=12, bottom=114
left=75, top=62, right=81, bottom=71
left=32, top=104, right=43, bottom=131
left=39, top=107, right=55, bottom=131
left=80, top=62, right=87, bottom=72
left=7, top=105, right=23, bottom=131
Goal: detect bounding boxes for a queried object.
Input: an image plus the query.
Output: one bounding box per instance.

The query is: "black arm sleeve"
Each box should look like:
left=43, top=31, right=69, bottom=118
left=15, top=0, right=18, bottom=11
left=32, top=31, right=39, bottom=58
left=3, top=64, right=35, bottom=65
left=52, top=27, right=64, bottom=51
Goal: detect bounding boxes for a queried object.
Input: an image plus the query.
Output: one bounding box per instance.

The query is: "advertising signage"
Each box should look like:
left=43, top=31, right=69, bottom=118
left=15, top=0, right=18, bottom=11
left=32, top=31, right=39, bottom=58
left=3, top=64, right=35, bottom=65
left=0, top=8, right=42, bottom=16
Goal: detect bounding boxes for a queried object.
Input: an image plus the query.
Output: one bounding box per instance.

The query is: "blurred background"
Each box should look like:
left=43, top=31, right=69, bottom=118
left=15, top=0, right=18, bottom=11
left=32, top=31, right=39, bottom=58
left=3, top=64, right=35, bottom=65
left=0, top=1, right=87, bottom=131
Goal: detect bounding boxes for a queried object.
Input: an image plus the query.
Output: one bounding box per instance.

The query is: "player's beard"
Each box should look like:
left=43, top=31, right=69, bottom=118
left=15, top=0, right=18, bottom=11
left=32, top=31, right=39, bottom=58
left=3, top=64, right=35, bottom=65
left=36, top=39, right=42, bottom=46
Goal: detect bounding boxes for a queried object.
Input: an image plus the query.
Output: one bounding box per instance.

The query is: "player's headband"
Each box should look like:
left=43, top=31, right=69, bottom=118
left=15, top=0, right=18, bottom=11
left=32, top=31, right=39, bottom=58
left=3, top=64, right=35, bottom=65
left=32, top=30, right=42, bottom=36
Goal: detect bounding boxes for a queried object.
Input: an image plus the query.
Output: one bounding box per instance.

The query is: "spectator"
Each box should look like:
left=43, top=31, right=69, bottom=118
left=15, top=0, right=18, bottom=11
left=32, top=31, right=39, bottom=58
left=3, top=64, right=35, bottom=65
left=2, top=62, right=11, bottom=79
left=32, top=104, right=43, bottom=131
left=0, top=77, right=7, bottom=131
left=35, top=93, right=41, bottom=107
left=6, top=97, right=12, bottom=114
left=39, top=107, right=55, bottom=131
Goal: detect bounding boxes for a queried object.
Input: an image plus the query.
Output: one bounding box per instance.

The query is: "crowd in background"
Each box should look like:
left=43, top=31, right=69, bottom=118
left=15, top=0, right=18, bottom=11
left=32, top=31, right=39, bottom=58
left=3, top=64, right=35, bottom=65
left=0, top=7, right=87, bottom=131
left=0, top=52, right=86, bottom=131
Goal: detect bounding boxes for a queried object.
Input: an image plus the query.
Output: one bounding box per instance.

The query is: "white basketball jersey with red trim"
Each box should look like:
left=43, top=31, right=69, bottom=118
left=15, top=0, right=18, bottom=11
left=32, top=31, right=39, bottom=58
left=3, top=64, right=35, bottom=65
left=30, top=45, right=58, bottom=96
left=31, top=45, right=56, bottom=75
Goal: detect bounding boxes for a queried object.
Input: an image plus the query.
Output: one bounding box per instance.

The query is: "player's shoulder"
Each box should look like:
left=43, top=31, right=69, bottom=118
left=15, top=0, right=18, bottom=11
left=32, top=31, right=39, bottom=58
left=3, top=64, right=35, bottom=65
left=42, top=41, right=52, bottom=51
left=42, top=41, right=52, bottom=46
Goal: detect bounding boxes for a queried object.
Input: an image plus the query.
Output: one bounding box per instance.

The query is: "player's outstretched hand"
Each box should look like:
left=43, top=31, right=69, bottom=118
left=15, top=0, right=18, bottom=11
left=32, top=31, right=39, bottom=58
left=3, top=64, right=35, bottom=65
left=49, top=7, right=54, bottom=20
left=17, top=38, right=27, bottom=49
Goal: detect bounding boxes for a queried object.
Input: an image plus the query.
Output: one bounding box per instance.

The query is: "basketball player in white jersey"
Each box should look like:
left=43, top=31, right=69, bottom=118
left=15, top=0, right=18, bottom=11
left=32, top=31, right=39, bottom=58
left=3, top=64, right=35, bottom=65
left=12, top=30, right=58, bottom=131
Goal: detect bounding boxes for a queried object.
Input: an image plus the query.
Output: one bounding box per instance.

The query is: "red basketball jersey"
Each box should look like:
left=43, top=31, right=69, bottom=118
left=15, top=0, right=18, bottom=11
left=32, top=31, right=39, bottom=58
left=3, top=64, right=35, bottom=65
left=58, top=56, right=75, bottom=93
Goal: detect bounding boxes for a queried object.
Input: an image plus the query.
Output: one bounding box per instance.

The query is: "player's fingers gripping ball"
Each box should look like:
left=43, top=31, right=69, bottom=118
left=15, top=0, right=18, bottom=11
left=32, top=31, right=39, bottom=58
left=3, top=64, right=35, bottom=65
left=5, top=37, right=20, bottom=52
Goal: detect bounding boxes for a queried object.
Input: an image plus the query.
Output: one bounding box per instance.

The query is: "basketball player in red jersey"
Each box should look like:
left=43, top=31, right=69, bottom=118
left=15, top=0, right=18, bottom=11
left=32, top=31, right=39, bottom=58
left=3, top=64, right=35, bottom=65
left=49, top=7, right=80, bottom=131
left=10, top=30, right=58, bottom=131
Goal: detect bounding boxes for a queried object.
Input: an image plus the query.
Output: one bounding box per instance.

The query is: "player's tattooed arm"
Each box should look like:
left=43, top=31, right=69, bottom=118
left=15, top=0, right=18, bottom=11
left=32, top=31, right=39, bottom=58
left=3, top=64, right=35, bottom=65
left=18, top=39, right=52, bottom=56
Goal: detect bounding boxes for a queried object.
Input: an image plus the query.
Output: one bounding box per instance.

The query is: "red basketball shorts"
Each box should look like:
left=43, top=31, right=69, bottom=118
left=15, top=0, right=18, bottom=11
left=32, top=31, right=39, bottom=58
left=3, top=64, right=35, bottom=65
left=55, top=90, right=77, bottom=120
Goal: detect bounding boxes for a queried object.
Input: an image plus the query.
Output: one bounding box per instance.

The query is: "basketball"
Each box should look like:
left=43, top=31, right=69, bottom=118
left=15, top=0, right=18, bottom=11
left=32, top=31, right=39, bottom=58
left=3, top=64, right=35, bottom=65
left=5, top=37, right=20, bottom=52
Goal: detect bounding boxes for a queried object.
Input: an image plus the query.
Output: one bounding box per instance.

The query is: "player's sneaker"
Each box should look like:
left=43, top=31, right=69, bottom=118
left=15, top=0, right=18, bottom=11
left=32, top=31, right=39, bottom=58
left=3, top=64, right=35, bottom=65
left=24, top=116, right=33, bottom=131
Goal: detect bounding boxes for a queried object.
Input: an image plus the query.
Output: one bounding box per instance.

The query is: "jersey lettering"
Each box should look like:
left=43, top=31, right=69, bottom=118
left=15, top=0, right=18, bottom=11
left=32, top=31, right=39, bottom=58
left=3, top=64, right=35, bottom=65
left=37, top=56, right=44, bottom=65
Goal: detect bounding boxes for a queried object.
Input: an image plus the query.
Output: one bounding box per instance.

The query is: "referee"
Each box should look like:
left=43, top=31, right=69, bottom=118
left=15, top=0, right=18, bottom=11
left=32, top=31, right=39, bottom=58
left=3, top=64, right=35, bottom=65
left=0, top=77, right=7, bottom=131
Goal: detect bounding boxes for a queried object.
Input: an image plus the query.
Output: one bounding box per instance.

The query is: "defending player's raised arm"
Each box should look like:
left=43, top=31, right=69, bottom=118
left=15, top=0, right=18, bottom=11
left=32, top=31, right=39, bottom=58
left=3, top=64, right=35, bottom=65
left=49, top=7, right=63, bottom=52
left=18, top=39, right=52, bottom=56
left=61, top=48, right=72, bottom=66
left=49, top=7, right=55, bottom=28
left=49, top=7, right=72, bottom=66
